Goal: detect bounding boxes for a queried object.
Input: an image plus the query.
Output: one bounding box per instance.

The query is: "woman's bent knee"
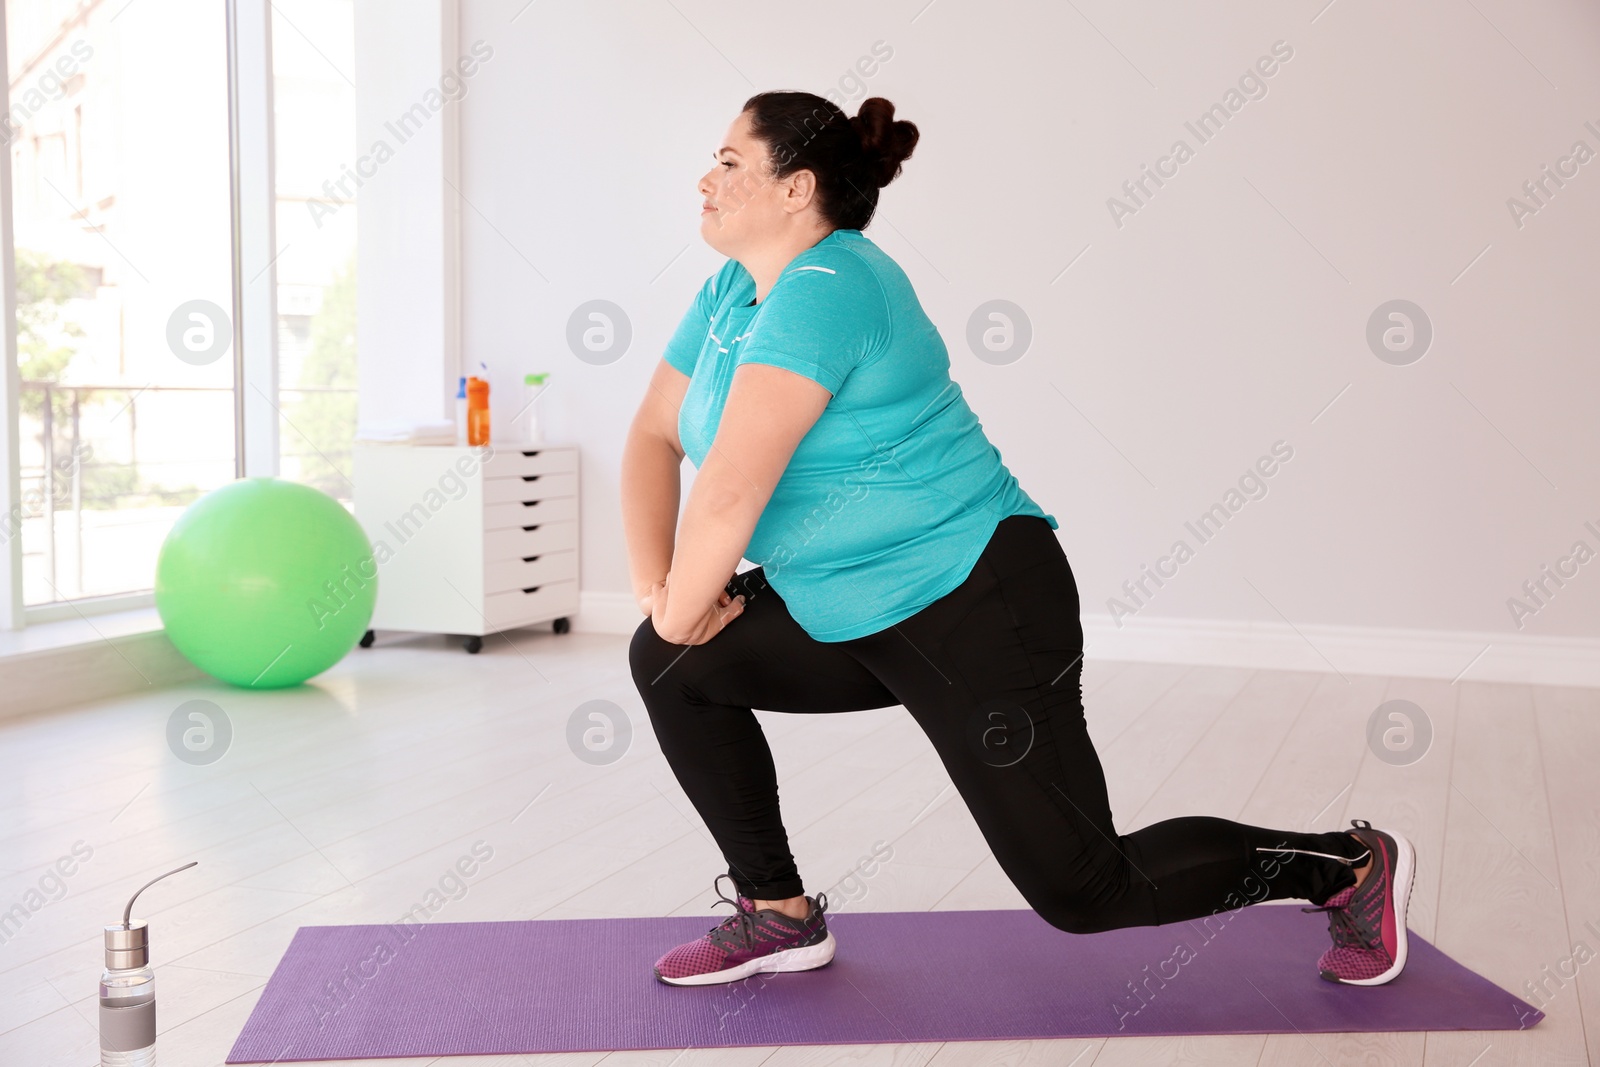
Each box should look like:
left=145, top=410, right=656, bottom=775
left=1036, top=902, right=1118, bottom=935
left=1022, top=882, right=1131, bottom=935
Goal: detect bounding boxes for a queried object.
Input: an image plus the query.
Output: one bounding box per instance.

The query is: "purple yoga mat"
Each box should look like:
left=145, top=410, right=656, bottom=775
left=227, top=906, right=1542, bottom=1061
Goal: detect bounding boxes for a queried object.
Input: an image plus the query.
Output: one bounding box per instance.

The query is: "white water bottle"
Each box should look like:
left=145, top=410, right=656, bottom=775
left=523, top=372, right=549, bottom=444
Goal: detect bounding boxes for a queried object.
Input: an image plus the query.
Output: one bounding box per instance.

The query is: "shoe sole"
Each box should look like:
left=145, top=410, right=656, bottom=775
left=1327, top=827, right=1415, bottom=986
left=655, top=929, right=837, bottom=987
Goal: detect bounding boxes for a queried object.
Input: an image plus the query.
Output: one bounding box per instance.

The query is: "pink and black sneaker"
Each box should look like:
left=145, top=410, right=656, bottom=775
left=654, top=875, right=835, bottom=986
left=1300, top=818, right=1416, bottom=985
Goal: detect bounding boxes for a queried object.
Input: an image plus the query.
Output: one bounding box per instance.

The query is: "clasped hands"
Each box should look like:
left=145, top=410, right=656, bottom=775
left=638, top=573, right=746, bottom=646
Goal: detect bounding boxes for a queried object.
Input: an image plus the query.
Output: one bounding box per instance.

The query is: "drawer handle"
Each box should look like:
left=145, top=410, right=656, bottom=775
left=521, top=524, right=541, bottom=531
left=520, top=500, right=541, bottom=508
left=521, top=474, right=542, bottom=482
left=520, top=450, right=541, bottom=457
left=521, top=585, right=542, bottom=594
left=521, top=555, right=541, bottom=562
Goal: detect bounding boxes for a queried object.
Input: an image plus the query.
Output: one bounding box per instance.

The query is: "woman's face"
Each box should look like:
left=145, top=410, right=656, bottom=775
left=697, top=110, right=815, bottom=256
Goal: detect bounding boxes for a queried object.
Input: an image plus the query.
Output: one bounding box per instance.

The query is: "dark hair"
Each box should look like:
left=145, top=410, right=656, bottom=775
left=740, top=91, right=919, bottom=232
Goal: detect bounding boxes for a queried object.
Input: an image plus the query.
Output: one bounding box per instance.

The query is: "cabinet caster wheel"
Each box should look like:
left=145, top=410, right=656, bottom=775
left=359, top=630, right=375, bottom=648
left=463, top=636, right=483, bottom=654
left=553, top=617, right=570, bottom=634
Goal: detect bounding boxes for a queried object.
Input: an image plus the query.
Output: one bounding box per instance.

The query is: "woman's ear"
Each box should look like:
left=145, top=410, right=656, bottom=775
left=781, top=168, right=817, bottom=214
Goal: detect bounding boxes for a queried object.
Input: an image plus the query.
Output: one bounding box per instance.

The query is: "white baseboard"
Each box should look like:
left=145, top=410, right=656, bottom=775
left=1, top=628, right=203, bottom=722
left=578, top=591, right=1600, bottom=689
left=1081, top=613, right=1600, bottom=688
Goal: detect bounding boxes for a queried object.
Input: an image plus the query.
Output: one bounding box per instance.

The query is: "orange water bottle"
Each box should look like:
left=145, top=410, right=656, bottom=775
left=467, top=376, right=490, bottom=446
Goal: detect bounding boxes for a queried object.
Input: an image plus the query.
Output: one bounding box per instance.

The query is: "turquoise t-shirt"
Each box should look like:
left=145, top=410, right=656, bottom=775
left=663, top=228, right=1058, bottom=642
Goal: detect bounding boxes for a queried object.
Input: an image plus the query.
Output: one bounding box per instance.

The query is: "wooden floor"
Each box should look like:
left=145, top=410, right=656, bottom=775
left=1, top=627, right=1595, bottom=1066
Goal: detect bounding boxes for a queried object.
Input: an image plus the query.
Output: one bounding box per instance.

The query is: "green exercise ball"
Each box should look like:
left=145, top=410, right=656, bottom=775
left=155, top=477, right=376, bottom=688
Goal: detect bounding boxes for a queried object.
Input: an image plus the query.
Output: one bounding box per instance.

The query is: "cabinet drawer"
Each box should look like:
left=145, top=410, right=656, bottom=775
left=486, top=550, right=577, bottom=594
left=484, top=471, right=577, bottom=505
left=485, top=520, right=577, bottom=560
left=482, top=447, right=577, bottom=480
left=485, top=579, right=578, bottom=629
left=484, top=495, right=578, bottom=530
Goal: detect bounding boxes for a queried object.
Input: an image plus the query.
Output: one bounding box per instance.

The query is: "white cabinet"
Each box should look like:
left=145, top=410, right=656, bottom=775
left=352, top=443, right=580, bottom=651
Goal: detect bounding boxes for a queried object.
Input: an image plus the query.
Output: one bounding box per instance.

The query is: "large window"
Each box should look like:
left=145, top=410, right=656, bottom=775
left=8, top=0, right=234, bottom=609
left=4, top=0, right=357, bottom=616
left=271, top=0, right=356, bottom=500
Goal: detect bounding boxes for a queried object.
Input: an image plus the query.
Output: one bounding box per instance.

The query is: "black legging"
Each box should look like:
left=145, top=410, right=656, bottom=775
left=628, top=513, right=1367, bottom=933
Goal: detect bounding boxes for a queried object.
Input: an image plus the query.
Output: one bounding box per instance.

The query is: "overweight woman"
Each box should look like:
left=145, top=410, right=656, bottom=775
left=622, top=91, right=1415, bottom=990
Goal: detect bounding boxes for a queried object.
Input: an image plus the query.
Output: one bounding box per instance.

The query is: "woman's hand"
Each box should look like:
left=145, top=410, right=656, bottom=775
left=637, top=579, right=712, bottom=616
left=648, top=575, right=745, bottom=645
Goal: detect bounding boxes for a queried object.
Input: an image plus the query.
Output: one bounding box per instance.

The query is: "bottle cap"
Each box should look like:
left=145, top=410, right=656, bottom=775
left=104, top=921, right=149, bottom=969
left=457, top=376, right=468, bottom=399
left=104, top=861, right=197, bottom=971
left=524, top=372, right=548, bottom=386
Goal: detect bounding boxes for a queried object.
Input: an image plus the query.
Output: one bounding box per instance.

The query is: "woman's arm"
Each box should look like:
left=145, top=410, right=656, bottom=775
left=621, top=360, right=691, bottom=612
left=655, top=361, right=831, bottom=643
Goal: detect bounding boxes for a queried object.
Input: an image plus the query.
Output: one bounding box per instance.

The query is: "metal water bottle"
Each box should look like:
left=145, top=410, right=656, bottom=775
left=100, top=862, right=197, bottom=1067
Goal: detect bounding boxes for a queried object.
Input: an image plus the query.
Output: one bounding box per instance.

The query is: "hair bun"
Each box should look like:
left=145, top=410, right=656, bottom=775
left=847, top=115, right=878, bottom=155
left=850, top=97, right=920, bottom=189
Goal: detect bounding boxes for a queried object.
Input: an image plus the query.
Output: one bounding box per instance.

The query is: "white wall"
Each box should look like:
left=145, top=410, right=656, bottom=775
left=377, top=1, right=1600, bottom=678
left=354, top=0, right=460, bottom=430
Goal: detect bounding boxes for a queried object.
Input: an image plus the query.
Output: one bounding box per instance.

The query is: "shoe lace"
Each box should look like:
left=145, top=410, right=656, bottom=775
left=1300, top=881, right=1380, bottom=951
left=703, top=875, right=827, bottom=952
left=1300, top=899, right=1368, bottom=949
left=705, top=875, right=761, bottom=951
